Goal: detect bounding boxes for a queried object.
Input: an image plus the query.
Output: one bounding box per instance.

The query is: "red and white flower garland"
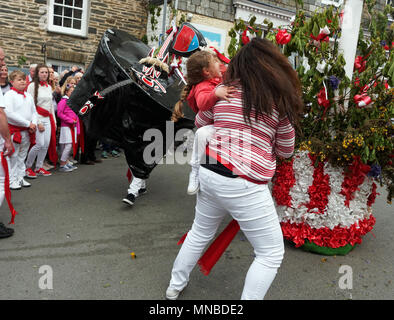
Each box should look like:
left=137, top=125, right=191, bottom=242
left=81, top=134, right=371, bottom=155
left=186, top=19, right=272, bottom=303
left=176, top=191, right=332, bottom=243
left=272, top=150, right=376, bottom=248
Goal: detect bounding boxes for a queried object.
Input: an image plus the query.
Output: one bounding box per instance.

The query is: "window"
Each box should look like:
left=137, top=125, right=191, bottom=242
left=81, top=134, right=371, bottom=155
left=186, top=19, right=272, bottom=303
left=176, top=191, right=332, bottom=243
left=47, top=0, right=89, bottom=37
left=46, top=59, right=84, bottom=74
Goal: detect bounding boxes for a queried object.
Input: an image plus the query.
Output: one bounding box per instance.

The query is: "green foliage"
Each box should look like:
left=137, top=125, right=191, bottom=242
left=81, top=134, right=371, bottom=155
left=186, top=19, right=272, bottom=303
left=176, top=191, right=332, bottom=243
left=17, top=55, right=27, bottom=68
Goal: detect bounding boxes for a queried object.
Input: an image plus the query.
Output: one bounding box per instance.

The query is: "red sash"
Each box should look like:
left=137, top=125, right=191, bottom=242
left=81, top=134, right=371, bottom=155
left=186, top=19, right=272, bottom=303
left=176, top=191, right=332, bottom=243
left=0, top=152, right=18, bottom=224
left=8, top=124, right=36, bottom=146
left=36, top=106, right=58, bottom=167
left=178, top=219, right=240, bottom=276
left=77, top=120, right=85, bottom=155
left=69, top=125, right=77, bottom=158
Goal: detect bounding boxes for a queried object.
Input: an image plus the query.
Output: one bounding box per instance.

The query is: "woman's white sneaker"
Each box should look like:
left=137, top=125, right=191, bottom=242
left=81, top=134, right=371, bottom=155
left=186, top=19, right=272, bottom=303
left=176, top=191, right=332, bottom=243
left=165, top=287, right=181, bottom=300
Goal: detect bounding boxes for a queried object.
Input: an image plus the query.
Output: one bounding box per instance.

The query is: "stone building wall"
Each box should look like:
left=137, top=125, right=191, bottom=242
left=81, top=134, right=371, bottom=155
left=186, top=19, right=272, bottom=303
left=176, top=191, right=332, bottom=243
left=0, top=0, right=148, bottom=68
left=177, top=0, right=234, bottom=21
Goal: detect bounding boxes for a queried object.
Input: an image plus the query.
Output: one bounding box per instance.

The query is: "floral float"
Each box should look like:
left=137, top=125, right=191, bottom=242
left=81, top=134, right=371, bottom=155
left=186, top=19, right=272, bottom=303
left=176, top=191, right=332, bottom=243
left=228, top=0, right=393, bottom=255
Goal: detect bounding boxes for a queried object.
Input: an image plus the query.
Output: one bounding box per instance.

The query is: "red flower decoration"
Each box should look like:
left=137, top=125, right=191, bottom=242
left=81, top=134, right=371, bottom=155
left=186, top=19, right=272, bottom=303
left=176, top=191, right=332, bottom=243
left=354, top=56, right=366, bottom=73
left=281, top=215, right=376, bottom=248
left=276, top=29, right=292, bottom=45
left=241, top=29, right=250, bottom=45
left=272, top=159, right=296, bottom=207
left=340, top=156, right=371, bottom=207
left=367, top=182, right=379, bottom=207
left=304, top=155, right=331, bottom=214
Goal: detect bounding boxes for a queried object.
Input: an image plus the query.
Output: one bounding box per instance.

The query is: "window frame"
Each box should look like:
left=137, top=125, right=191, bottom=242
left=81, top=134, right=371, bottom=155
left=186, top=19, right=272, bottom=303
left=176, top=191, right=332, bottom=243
left=47, top=0, right=90, bottom=38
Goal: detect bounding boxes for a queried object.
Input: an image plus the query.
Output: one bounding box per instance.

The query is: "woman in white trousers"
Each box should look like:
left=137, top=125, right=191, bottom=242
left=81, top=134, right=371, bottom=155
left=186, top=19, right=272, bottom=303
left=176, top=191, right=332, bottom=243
left=167, top=38, right=303, bottom=300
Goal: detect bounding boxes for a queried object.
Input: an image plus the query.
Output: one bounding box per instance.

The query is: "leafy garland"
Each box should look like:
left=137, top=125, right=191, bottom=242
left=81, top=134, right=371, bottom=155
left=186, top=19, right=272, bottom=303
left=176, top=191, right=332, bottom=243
left=227, top=1, right=394, bottom=203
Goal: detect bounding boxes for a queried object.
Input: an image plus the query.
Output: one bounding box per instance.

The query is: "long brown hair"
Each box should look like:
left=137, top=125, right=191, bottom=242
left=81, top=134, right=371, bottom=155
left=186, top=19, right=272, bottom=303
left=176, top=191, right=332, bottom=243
left=225, top=38, right=303, bottom=129
left=33, top=64, right=50, bottom=106
left=171, top=51, right=214, bottom=122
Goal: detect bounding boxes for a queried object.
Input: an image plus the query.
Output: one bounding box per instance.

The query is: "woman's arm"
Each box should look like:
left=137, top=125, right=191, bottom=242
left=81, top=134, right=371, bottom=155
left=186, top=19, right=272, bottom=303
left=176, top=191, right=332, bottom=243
left=195, top=109, right=214, bottom=128
left=274, top=117, right=295, bottom=158
left=195, top=84, right=219, bottom=112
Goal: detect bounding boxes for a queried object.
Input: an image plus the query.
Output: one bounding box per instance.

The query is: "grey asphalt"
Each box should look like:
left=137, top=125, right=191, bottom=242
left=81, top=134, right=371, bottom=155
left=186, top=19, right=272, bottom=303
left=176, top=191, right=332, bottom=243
left=0, top=151, right=392, bottom=300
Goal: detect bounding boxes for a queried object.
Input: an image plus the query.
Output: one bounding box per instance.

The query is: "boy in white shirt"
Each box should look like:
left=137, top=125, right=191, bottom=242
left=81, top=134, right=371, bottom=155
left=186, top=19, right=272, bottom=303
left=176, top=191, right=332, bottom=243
left=4, top=70, right=37, bottom=189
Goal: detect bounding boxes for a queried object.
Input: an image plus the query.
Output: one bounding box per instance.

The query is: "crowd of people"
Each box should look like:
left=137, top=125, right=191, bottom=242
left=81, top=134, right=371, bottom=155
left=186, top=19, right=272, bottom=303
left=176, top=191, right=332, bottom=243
left=0, top=46, right=121, bottom=240
left=1, top=36, right=302, bottom=300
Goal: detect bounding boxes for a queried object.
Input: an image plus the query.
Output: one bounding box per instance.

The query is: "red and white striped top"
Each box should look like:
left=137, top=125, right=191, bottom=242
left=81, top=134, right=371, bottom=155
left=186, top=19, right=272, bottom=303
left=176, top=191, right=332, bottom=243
left=195, top=86, right=295, bottom=183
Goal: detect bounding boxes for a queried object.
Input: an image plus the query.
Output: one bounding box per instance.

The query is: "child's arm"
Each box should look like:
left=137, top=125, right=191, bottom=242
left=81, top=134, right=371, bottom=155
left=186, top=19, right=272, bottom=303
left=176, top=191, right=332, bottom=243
left=57, top=101, right=76, bottom=125
left=274, top=116, right=295, bottom=159
left=3, top=94, right=31, bottom=127
left=194, top=85, right=219, bottom=112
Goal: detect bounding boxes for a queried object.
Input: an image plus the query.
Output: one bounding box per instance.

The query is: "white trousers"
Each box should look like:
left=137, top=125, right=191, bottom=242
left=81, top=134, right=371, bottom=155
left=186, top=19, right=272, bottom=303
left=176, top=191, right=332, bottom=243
left=0, top=149, right=5, bottom=208
left=9, top=131, right=30, bottom=184
left=169, top=166, right=284, bottom=300
left=26, top=120, right=51, bottom=169
left=59, top=143, right=72, bottom=162
left=189, top=125, right=215, bottom=170
left=127, top=176, right=146, bottom=196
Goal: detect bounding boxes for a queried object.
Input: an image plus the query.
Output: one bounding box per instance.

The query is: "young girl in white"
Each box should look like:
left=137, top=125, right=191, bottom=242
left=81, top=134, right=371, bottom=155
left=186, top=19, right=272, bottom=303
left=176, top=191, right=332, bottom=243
left=25, top=64, right=57, bottom=178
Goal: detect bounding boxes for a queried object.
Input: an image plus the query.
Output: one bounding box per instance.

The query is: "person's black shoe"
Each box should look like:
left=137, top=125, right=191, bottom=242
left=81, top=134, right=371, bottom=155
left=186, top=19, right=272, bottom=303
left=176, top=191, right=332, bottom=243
left=122, top=193, right=135, bottom=206
left=138, top=188, right=147, bottom=196
left=0, top=223, right=14, bottom=239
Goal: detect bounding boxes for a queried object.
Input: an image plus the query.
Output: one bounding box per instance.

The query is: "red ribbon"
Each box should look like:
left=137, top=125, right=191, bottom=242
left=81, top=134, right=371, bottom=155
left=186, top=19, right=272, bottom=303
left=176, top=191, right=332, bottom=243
left=39, top=81, right=49, bottom=87
left=8, top=124, right=36, bottom=146
left=209, top=47, right=230, bottom=64
left=276, top=29, right=292, bottom=45
left=36, top=106, right=58, bottom=167
left=1, top=152, right=18, bottom=224
left=310, top=32, right=329, bottom=43
left=317, top=88, right=330, bottom=113
left=11, top=87, right=26, bottom=98
left=353, top=94, right=372, bottom=107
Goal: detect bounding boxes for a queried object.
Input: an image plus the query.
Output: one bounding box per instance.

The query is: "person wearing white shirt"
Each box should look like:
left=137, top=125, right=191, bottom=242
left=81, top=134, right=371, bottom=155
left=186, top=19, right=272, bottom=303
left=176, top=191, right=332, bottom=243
left=0, top=59, right=16, bottom=238
left=4, top=70, right=38, bottom=189
left=25, top=64, right=56, bottom=177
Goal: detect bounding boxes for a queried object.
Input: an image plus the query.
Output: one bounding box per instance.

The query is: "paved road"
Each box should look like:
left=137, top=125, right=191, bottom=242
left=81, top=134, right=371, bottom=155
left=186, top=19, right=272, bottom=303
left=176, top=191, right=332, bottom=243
left=0, top=151, right=392, bottom=300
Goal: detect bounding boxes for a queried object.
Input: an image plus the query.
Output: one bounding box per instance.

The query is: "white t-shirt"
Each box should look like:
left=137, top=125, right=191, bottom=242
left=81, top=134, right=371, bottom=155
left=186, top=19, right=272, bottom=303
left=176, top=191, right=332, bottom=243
left=27, top=82, right=55, bottom=124
left=0, top=89, right=4, bottom=108
left=3, top=90, right=38, bottom=127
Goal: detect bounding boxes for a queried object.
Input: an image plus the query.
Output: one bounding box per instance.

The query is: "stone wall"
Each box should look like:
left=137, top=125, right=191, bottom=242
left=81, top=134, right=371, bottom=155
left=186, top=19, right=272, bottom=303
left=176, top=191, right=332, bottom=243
left=0, top=0, right=148, bottom=68
left=177, top=0, right=234, bottom=21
